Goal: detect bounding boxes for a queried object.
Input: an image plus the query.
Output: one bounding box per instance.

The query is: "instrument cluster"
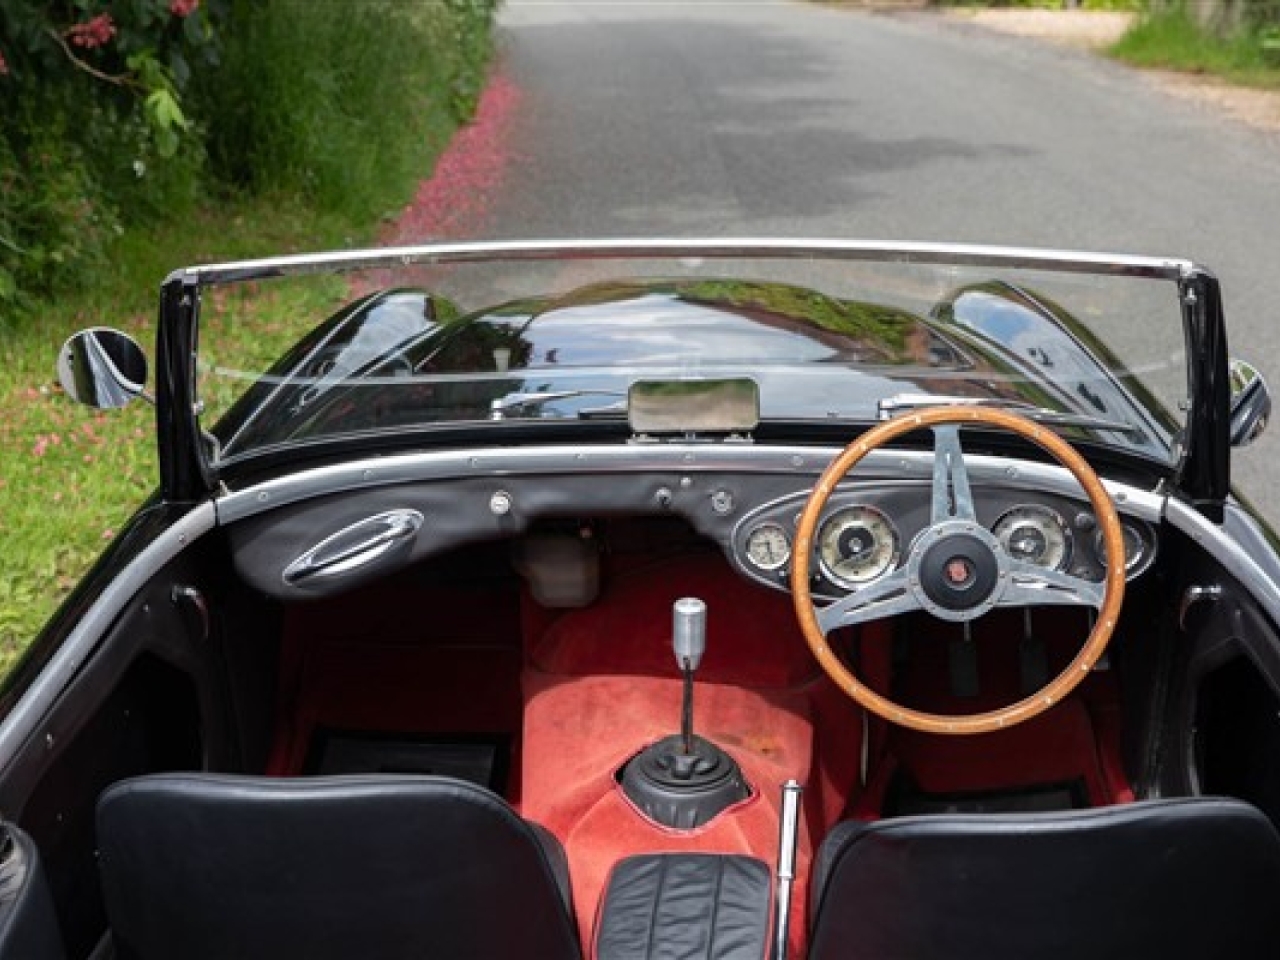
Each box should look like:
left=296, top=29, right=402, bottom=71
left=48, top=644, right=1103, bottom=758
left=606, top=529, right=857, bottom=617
left=734, top=484, right=1156, bottom=600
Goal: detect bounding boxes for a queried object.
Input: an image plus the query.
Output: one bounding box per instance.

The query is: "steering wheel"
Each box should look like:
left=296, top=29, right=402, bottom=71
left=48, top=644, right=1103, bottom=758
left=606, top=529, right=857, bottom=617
left=790, top=406, right=1126, bottom=735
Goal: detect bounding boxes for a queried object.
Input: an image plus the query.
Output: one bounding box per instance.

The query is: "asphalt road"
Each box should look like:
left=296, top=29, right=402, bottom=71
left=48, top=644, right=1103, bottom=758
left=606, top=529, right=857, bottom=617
left=483, top=1, right=1280, bottom=522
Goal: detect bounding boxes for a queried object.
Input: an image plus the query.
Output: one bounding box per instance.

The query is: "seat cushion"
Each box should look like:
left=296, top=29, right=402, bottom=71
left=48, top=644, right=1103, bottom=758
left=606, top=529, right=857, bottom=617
left=97, top=773, right=581, bottom=960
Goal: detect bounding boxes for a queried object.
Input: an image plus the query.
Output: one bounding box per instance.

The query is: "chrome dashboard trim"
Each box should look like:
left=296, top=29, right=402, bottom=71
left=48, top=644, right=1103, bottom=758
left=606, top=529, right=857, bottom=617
left=216, top=444, right=1166, bottom=526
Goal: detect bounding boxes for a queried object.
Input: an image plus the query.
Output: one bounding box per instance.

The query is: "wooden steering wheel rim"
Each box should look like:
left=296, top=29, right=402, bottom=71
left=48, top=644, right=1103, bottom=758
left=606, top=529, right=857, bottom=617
left=790, top=405, right=1127, bottom=736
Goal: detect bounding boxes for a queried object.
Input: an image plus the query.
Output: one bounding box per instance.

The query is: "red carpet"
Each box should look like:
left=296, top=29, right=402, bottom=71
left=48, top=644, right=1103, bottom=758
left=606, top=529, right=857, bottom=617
left=519, top=670, right=858, bottom=956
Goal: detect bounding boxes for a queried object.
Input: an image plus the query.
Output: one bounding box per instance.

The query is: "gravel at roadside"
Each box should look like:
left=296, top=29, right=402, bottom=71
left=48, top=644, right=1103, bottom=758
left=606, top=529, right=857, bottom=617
left=947, top=7, right=1280, bottom=134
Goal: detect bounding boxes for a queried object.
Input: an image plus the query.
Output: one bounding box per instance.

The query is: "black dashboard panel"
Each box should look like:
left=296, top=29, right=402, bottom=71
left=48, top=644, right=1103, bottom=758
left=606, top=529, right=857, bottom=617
left=225, top=466, right=1158, bottom=603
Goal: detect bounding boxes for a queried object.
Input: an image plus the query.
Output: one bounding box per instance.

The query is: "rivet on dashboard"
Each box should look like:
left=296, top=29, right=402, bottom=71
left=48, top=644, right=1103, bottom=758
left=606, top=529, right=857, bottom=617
left=680, top=477, right=693, bottom=489
left=362, top=469, right=373, bottom=481
left=489, top=491, right=513, bottom=516
left=654, top=488, right=674, bottom=509
left=257, top=492, right=268, bottom=502
left=711, top=491, right=734, bottom=515
left=791, top=456, right=804, bottom=468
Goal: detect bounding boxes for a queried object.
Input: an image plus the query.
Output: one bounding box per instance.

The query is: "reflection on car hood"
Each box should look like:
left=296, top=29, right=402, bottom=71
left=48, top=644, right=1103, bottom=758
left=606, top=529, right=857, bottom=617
left=216, top=277, right=1172, bottom=458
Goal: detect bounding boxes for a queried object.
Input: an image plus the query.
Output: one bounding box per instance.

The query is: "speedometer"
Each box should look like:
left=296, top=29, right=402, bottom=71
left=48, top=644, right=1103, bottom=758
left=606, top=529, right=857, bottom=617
left=993, top=505, right=1071, bottom=570
left=818, top=505, right=900, bottom=588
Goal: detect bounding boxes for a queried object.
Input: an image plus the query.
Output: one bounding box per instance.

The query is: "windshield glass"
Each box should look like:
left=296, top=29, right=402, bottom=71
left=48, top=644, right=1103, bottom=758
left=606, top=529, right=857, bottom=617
left=194, top=245, right=1189, bottom=465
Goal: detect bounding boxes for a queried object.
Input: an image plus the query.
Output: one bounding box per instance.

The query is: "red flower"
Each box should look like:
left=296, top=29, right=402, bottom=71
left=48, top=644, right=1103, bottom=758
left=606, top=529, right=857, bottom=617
left=170, top=0, right=199, bottom=16
left=67, top=14, right=116, bottom=50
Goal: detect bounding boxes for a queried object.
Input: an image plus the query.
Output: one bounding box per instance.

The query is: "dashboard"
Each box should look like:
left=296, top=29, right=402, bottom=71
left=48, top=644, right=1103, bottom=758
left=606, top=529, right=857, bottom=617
left=731, top=481, right=1157, bottom=601
left=223, top=447, right=1162, bottom=605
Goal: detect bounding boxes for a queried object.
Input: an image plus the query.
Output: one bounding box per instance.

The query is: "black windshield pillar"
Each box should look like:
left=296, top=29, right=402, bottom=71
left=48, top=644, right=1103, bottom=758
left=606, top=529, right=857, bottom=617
left=1177, top=268, right=1229, bottom=522
left=156, top=274, right=215, bottom=502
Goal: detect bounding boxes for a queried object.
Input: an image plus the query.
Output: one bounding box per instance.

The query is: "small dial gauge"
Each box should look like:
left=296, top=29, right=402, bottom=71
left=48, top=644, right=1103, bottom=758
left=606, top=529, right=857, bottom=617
left=745, top=522, right=792, bottom=571
left=818, top=505, right=900, bottom=588
left=1093, top=523, right=1145, bottom=573
left=993, top=505, right=1071, bottom=570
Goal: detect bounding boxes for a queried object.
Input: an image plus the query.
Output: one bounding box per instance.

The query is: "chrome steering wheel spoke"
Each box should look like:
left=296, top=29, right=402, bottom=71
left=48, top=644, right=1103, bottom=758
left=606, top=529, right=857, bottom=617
left=931, top=425, right=976, bottom=524
left=816, top=566, right=917, bottom=635
left=997, top=559, right=1104, bottom=610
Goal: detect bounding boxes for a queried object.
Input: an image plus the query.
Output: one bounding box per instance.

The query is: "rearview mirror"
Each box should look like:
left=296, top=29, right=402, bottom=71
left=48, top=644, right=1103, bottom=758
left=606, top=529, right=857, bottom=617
left=628, top=378, right=760, bottom=435
left=1229, top=358, right=1270, bottom=448
left=57, top=328, right=149, bottom=410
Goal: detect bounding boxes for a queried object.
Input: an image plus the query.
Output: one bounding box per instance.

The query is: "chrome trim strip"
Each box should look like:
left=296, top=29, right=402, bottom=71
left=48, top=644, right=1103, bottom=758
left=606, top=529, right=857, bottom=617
left=1166, top=498, right=1280, bottom=627
left=216, top=445, right=1166, bottom=525
left=0, top=503, right=217, bottom=768
left=172, top=238, right=1199, bottom=286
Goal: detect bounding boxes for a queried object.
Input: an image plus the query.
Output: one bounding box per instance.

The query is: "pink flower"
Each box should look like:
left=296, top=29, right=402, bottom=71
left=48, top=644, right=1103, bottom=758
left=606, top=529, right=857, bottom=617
left=170, top=0, right=199, bottom=16
left=32, top=436, right=48, bottom=458
left=67, top=14, right=116, bottom=50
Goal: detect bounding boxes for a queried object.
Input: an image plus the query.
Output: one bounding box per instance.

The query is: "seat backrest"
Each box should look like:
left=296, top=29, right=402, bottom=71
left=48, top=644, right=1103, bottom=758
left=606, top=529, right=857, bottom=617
left=97, top=773, right=581, bottom=960
left=0, top=823, right=66, bottom=960
left=809, top=797, right=1280, bottom=960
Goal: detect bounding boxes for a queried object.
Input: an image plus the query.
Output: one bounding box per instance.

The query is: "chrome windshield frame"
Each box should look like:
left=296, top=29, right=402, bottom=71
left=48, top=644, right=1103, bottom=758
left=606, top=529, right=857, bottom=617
left=154, top=239, right=1225, bottom=515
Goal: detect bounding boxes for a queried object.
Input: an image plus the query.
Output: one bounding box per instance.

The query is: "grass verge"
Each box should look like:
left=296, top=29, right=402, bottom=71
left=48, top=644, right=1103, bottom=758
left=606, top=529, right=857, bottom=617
left=1109, top=7, right=1280, bottom=88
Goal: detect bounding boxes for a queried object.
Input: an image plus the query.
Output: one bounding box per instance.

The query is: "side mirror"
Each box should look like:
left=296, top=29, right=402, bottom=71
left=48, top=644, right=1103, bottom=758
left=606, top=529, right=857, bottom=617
left=57, top=328, right=150, bottom=410
left=1229, top=358, right=1270, bottom=448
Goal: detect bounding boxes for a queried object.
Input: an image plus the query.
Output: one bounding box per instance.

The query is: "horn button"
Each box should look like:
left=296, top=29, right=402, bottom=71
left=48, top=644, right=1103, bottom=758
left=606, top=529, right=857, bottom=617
left=908, top=523, right=1008, bottom=621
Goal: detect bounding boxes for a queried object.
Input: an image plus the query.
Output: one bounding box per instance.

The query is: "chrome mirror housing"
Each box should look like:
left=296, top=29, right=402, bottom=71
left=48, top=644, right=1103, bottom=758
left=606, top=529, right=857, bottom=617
left=1229, top=359, right=1271, bottom=448
left=57, top=328, right=150, bottom=410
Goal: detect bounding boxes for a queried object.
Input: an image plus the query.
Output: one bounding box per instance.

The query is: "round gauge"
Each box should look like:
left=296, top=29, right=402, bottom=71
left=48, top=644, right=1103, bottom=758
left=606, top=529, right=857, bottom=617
left=1093, top=523, right=1145, bottom=573
left=993, top=505, right=1071, bottom=570
left=818, top=505, right=900, bottom=588
left=745, top=522, right=791, bottom=571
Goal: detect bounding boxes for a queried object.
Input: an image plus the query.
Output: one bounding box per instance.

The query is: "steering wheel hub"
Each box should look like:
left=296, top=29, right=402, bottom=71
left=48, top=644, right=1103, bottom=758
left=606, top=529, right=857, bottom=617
left=911, top=524, right=1005, bottom=619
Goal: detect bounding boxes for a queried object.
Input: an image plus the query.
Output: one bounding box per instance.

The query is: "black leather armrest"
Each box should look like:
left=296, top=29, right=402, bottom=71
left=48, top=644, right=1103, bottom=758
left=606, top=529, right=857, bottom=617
left=596, top=853, right=771, bottom=960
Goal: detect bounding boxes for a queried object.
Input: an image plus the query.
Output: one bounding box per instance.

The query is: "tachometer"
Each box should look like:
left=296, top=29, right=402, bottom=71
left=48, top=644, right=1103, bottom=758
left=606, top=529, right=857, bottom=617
left=993, top=505, right=1071, bottom=570
left=745, top=522, right=791, bottom=572
left=818, top=505, right=900, bottom=588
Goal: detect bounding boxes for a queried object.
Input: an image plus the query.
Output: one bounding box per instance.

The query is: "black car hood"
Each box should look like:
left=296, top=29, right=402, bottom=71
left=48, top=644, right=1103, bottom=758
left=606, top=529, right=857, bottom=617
left=215, top=278, right=1172, bottom=458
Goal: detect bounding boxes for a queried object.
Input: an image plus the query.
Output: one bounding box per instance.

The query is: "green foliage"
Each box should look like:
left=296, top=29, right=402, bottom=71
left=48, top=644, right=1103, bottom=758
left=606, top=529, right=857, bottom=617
left=930, top=1, right=1142, bottom=9
left=194, top=0, right=497, bottom=222
left=1110, top=4, right=1280, bottom=86
left=0, top=0, right=498, bottom=309
left=0, top=1, right=222, bottom=306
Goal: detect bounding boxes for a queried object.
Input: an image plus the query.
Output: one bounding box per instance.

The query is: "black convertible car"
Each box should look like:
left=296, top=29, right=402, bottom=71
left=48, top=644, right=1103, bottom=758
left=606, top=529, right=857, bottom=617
left=4, top=240, right=1280, bottom=959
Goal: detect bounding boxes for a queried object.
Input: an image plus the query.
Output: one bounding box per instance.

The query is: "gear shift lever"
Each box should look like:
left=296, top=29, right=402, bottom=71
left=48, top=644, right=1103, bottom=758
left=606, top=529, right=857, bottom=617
left=673, top=598, right=706, bottom=756
left=618, top=596, right=749, bottom=828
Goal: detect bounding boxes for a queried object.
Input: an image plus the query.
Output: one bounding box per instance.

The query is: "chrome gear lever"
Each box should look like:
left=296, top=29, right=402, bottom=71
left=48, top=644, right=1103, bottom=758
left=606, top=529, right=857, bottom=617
left=618, top=596, right=749, bottom=828
left=673, top=598, right=707, bottom=755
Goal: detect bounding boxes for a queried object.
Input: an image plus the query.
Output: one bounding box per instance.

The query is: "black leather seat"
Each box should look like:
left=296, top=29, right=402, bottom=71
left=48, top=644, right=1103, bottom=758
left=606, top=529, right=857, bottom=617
left=96, top=773, right=581, bottom=960
left=809, top=798, right=1280, bottom=960
left=0, top=823, right=65, bottom=959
